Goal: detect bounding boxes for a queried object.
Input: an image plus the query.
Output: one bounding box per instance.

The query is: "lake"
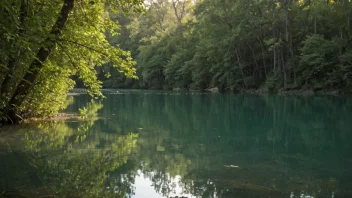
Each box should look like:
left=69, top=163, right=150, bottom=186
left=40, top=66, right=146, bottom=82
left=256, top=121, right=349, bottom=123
left=1, top=90, right=352, bottom=198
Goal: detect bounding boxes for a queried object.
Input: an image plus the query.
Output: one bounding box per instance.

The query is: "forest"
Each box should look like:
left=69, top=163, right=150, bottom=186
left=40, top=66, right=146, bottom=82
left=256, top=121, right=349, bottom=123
left=100, top=0, right=352, bottom=93
left=1, top=0, right=352, bottom=122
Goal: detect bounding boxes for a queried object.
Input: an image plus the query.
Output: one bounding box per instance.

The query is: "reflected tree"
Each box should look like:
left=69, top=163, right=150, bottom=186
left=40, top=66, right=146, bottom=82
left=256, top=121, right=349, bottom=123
left=0, top=100, right=139, bottom=198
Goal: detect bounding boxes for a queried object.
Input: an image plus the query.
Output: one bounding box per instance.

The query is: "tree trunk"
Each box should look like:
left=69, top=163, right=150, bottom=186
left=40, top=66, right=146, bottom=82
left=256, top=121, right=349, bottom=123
left=235, top=47, right=247, bottom=88
left=4, top=0, right=75, bottom=123
left=0, top=0, right=28, bottom=97
left=172, top=0, right=186, bottom=25
left=246, top=42, right=260, bottom=79
left=257, top=37, right=267, bottom=78
left=0, top=59, right=16, bottom=96
left=281, top=48, right=287, bottom=88
left=284, top=0, right=290, bottom=87
left=314, top=18, right=317, bottom=34
left=274, top=47, right=277, bottom=73
left=272, top=2, right=277, bottom=75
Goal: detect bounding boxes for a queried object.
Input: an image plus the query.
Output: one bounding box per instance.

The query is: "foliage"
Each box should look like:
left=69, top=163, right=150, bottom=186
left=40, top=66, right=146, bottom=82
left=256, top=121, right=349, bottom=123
left=102, top=0, right=352, bottom=93
left=0, top=0, right=144, bottom=122
left=298, top=35, right=340, bottom=89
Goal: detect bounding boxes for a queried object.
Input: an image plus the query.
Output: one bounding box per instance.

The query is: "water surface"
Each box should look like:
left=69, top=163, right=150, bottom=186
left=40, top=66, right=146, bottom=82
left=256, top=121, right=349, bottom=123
left=1, top=90, right=352, bottom=198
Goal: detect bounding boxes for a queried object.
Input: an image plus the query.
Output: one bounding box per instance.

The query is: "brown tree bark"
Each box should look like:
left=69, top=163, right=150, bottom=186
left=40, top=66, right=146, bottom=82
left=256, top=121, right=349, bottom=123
left=172, top=0, right=186, bottom=24
left=257, top=38, right=267, bottom=78
left=282, top=0, right=291, bottom=87
left=234, top=47, right=247, bottom=88
left=4, top=0, right=75, bottom=123
left=0, top=0, right=28, bottom=97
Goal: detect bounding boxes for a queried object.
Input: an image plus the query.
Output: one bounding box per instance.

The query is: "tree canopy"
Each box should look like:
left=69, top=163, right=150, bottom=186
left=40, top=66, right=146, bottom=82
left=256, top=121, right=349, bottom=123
left=100, top=0, right=352, bottom=93
left=0, top=0, right=144, bottom=123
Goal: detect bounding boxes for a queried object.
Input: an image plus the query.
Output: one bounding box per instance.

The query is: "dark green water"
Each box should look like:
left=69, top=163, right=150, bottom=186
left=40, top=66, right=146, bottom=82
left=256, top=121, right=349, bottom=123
left=1, top=90, right=352, bottom=198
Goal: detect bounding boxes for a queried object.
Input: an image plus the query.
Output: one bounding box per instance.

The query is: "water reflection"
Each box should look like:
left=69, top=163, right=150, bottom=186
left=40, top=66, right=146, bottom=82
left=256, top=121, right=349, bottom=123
left=1, top=90, right=352, bottom=198
left=122, top=171, right=196, bottom=198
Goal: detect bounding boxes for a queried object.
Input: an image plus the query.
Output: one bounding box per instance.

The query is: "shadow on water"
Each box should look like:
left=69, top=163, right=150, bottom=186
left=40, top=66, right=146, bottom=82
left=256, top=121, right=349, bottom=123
left=1, top=90, right=352, bottom=198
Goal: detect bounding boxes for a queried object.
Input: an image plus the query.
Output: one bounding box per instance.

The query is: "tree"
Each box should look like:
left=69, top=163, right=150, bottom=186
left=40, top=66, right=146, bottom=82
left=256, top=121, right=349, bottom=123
left=0, top=0, right=144, bottom=123
left=107, top=0, right=352, bottom=93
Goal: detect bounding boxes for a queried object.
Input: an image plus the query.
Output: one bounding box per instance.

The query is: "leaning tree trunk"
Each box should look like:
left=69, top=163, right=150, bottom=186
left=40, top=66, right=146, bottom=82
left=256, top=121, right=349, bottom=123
left=4, top=0, right=74, bottom=123
left=1, top=0, right=28, bottom=98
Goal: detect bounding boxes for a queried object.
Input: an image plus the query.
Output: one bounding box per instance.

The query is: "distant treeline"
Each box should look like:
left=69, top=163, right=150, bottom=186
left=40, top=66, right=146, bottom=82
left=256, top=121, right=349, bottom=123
left=99, top=0, right=352, bottom=93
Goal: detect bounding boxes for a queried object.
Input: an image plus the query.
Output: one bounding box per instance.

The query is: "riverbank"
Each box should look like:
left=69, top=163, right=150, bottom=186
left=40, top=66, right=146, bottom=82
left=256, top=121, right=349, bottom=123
left=239, top=87, right=346, bottom=95
left=24, top=113, right=80, bottom=122
left=71, top=87, right=350, bottom=96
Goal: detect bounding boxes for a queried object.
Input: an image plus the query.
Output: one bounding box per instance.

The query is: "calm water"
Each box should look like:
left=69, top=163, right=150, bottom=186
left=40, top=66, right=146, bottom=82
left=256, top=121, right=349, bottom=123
left=1, top=90, right=352, bottom=198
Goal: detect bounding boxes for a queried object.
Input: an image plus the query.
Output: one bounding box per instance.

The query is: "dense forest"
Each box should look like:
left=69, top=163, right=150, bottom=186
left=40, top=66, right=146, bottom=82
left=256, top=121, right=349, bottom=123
left=100, top=0, right=352, bottom=93
left=1, top=0, right=352, bottom=122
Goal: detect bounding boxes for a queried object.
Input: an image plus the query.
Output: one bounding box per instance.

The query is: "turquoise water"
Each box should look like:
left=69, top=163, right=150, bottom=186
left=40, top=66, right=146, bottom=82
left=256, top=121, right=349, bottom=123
left=1, top=90, right=352, bottom=198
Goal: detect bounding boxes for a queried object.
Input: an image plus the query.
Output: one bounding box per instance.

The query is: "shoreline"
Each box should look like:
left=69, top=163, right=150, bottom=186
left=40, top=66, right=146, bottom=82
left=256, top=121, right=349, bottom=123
left=25, top=113, right=80, bottom=122
left=69, top=87, right=351, bottom=96
left=2, top=88, right=349, bottom=124
left=236, top=88, right=346, bottom=96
